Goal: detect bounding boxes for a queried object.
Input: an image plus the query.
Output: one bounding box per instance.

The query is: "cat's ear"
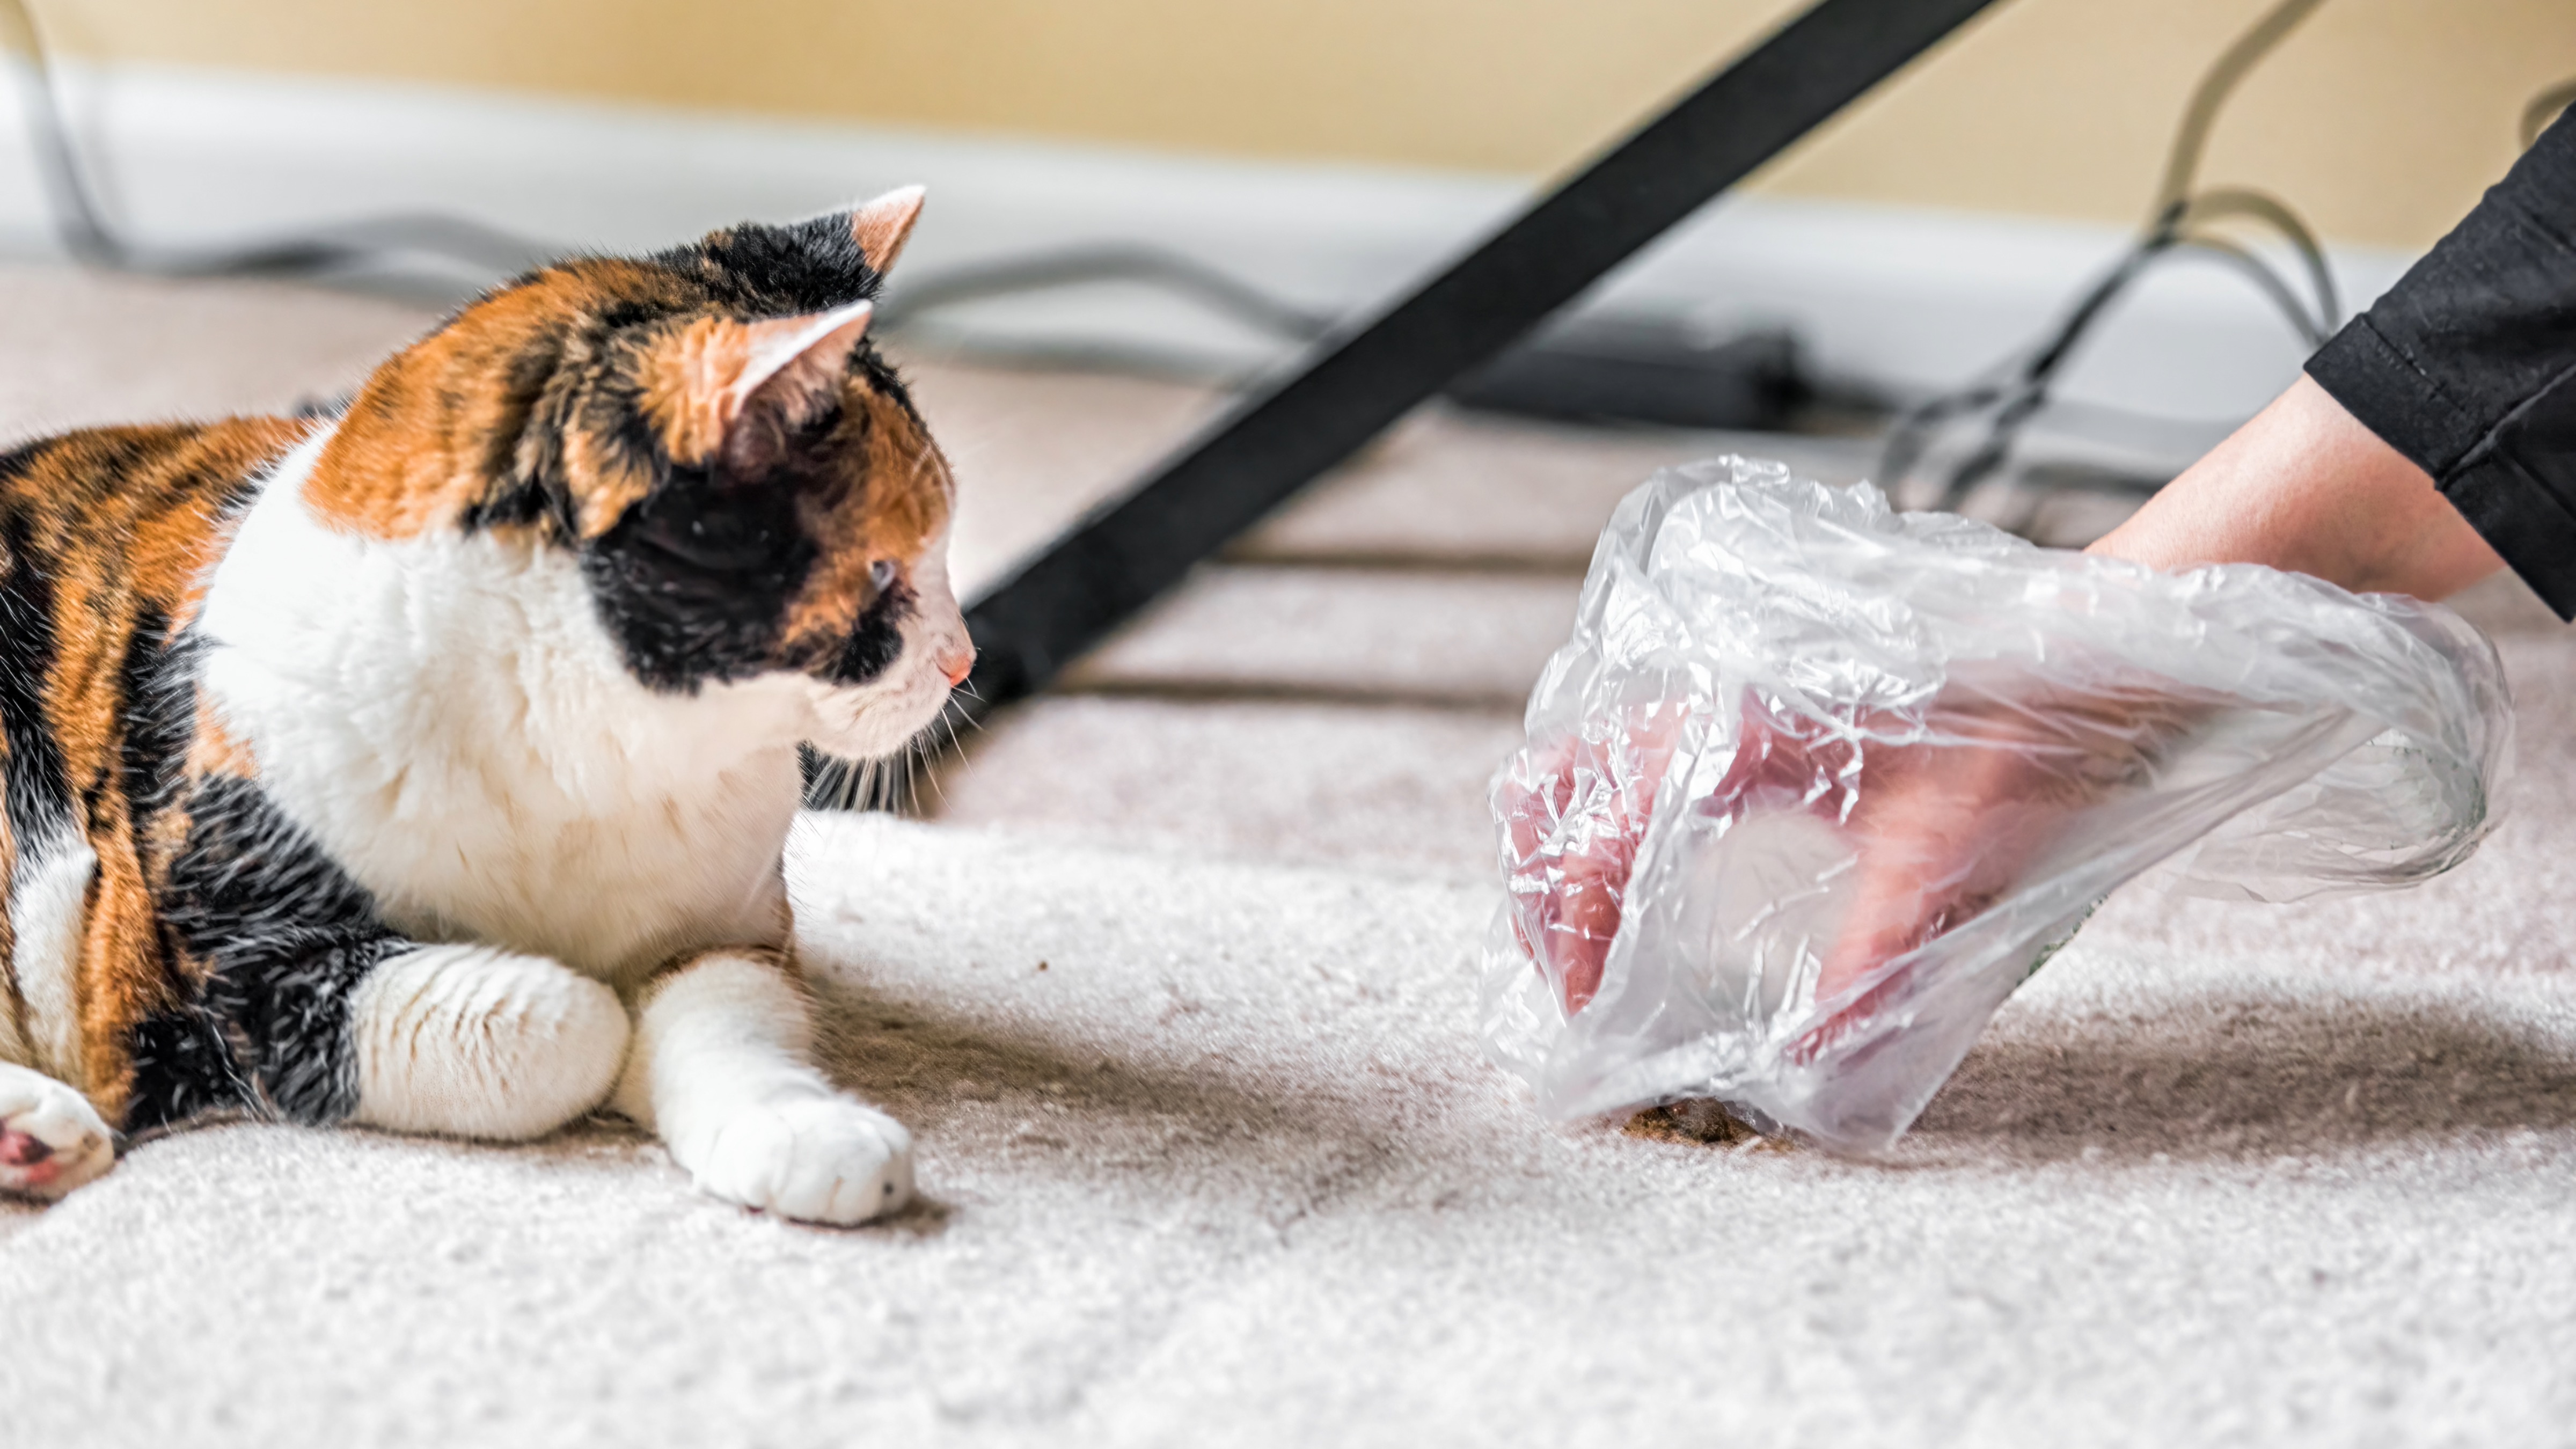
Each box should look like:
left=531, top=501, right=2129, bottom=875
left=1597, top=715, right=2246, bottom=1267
left=849, top=185, right=925, bottom=274
left=730, top=300, right=875, bottom=423
left=717, top=299, right=875, bottom=476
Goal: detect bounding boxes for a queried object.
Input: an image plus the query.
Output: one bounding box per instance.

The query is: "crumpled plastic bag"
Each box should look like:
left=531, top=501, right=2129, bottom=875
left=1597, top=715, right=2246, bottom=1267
left=1487, top=457, right=2513, bottom=1155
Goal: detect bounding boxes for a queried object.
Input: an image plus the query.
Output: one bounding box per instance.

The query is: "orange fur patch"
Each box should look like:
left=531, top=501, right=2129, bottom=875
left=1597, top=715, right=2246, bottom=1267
left=638, top=314, right=748, bottom=470
left=0, top=417, right=305, bottom=1101
left=76, top=832, right=163, bottom=1115
left=779, top=380, right=954, bottom=648
left=304, top=260, right=683, bottom=541
left=187, top=704, right=259, bottom=782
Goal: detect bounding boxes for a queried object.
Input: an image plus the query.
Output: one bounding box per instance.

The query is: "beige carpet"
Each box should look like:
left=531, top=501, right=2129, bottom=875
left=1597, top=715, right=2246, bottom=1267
left=2, top=262, right=2572, bottom=1446
left=11, top=808, right=2576, bottom=1446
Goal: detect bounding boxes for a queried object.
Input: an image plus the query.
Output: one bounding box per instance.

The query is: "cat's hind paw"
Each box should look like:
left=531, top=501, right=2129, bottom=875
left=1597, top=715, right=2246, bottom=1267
left=0, top=1065, right=114, bottom=1201
left=691, top=1093, right=914, bottom=1226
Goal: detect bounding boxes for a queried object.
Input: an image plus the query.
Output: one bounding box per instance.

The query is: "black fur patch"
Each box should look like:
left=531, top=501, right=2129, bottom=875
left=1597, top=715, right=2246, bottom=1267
left=113, top=606, right=195, bottom=824
left=576, top=360, right=870, bottom=693
left=0, top=504, right=72, bottom=850
left=650, top=214, right=914, bottom=423
left=133, top=775, right=407, bottom=1130
left=580, top=455, right=824, bottom=693
left=457, top=475, right=557, bottom=534
left=124, top=1007, right=251, bottom=1132
left=655, top=214, right=885, bottom=316
left=460, top=331, right=572, bottom=534
left=823, top=581, right=915, bottom=687
left=457, top=319, right=610, bottom=542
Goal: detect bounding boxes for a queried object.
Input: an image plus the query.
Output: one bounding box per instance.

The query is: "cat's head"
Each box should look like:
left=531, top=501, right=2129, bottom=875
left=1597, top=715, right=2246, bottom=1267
left=305, top=186, right=970, bottom=760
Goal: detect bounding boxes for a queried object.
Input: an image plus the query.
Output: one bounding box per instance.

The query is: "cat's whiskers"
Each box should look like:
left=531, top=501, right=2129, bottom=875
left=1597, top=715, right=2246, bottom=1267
left=844, top=756, right=877, bottom=813
left=918, top=709, right=968, bottom=810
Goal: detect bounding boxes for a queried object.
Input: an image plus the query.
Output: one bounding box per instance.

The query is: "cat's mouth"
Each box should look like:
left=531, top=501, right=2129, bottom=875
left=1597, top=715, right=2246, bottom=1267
left=802, top=658, right=957, bottom=761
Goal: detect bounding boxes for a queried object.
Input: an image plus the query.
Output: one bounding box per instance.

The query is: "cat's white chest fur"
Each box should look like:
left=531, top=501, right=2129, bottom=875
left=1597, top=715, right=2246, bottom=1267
left=196, top=427, right=811, bottom=983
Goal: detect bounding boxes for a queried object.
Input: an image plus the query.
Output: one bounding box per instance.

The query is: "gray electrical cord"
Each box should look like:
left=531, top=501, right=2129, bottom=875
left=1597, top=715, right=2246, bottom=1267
left=0, top=0, right=1333, bottom=350
left=1880, top=0, right=2339, bottom=511
left=0, top=0, right=555, bottom=279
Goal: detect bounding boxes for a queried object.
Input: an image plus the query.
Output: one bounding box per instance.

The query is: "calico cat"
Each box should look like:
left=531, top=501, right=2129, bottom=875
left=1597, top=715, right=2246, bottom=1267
left=0, top=186, right=970, bottom=1225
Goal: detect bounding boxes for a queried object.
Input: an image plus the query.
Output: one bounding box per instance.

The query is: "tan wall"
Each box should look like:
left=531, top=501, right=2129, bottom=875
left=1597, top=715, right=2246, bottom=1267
left=36, top=0, right=2576, bottom=249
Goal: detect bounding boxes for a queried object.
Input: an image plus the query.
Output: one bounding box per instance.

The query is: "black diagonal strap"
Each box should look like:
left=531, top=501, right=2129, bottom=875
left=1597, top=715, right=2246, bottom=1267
left=960, top=0, right=2005, bottom=714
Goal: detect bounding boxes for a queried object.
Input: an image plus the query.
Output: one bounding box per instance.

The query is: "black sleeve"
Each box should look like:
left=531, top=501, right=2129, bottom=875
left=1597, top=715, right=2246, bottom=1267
left=2305, top=108, right=2576, bottom=618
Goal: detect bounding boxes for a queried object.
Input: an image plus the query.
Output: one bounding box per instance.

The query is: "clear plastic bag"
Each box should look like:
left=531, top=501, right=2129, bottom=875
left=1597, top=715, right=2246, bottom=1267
left=1487, top=457, right=2512, bottom=1154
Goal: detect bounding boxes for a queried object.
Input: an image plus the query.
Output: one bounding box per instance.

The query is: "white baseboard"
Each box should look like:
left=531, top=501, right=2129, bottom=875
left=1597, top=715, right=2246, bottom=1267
left=0, top=61, right=2418, bottom=458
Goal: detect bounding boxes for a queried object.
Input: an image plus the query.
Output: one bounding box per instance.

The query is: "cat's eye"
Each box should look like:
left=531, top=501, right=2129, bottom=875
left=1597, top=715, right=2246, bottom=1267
left=869, top=560, right=897, bottom=594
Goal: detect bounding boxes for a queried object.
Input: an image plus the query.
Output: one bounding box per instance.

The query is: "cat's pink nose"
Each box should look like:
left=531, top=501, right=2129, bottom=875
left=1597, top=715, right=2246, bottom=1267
left=939, top=646, right=975, bottom=688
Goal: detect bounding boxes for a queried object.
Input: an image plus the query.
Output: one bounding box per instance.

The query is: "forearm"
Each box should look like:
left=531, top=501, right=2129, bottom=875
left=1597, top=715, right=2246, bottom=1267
left=2085, top=374, right=2506, bottom=601
left=2109, top=111, right=2576, bottom=607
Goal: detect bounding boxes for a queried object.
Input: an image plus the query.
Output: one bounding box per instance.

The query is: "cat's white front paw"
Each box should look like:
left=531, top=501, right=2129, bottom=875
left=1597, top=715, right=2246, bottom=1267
left=689, top=1093, right=914, bottom=1226
left=0, top=1065, right=114, bottom=1201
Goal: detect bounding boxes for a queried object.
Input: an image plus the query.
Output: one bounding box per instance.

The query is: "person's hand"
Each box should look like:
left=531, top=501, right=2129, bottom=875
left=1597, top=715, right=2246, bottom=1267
left=1792, top=676, right=2201, bottom=1056
left=1496, top=700, right=1688, bottom=1013
left=2089, top=374, right=2501, bottom=595
left=1497, top=678, right=2192, bottom=1052
left=1813, top=375, right=2504, bottom=1025
left=1499, top=375, right=2503, bottom=1046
